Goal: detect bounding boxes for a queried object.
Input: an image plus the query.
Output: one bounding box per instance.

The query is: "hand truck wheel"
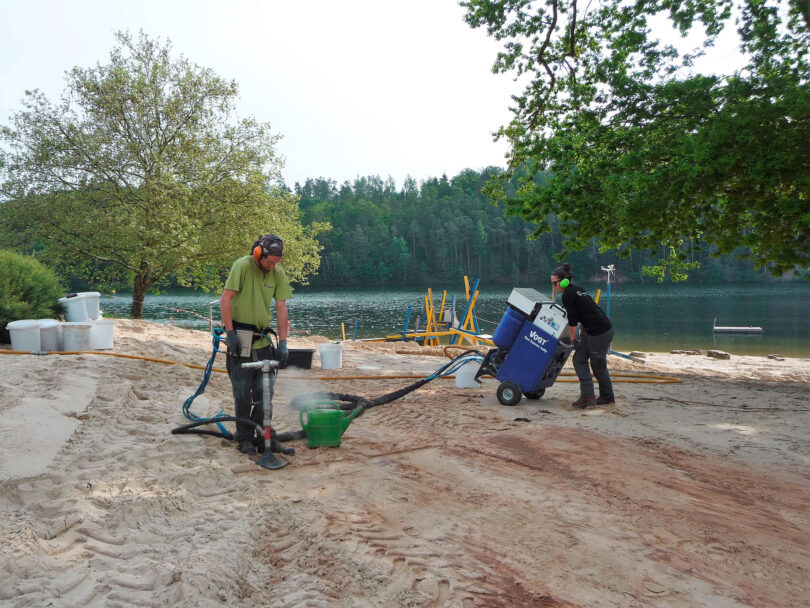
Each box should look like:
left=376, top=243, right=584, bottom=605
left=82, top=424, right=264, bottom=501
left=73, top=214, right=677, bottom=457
left=497, top=381, right=522, bottom=406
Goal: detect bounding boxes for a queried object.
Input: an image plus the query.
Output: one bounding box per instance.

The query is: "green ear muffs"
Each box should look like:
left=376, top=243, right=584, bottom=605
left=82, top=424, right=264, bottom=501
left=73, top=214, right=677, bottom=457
left=560, top=278, right=570, bottom=288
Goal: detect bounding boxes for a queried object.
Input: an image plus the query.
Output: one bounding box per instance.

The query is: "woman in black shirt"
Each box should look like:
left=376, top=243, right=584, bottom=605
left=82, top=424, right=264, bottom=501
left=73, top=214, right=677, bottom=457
left=551, top=263, right=615, bottom=408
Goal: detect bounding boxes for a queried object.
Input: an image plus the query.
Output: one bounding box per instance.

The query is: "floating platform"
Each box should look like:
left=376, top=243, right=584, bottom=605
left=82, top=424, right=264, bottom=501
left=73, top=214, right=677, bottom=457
left=712, top=318, right=763, bottom=334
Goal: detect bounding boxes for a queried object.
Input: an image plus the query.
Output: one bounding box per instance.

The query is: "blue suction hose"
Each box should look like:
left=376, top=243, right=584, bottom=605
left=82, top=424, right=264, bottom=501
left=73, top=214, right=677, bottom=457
left=181, top=328, right=233, bottom=438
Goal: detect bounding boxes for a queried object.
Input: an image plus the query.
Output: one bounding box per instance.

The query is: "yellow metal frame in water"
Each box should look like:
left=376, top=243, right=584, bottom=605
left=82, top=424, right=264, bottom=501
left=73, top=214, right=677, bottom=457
left=383, top=276, right=493, bottom=346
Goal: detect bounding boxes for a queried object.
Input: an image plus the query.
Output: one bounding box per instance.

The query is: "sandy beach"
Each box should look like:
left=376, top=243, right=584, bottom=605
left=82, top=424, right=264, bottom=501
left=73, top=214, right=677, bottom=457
left=1, top=319, right=808, bottom=607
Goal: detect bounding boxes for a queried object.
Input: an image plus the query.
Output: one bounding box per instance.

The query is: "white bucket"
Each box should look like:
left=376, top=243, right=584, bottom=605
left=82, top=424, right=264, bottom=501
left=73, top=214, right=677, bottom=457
left=58, top=293, right=90, bottom=322
left=90, top=318, right=114, bottom=350
left=7, top=320, right=41, bottom=353
left=62, top=322, right=92, bottom=351
left=319, top=343, right=343, bottom=370
left=37, top=319, right=61, bottom=352
left=455, top=360, right=481, bottom=388
left=80, top=291, right=102, bottom=320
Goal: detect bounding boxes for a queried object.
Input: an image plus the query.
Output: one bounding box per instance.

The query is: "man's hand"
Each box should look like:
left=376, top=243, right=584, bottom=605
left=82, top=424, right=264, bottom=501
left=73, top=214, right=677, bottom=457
left=226, top=329, right=241, bottom=356
left=277, top=339, right=289, bottom=366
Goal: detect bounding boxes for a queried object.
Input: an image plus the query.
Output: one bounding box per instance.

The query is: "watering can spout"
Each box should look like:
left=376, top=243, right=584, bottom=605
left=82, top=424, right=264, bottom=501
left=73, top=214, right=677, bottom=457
left=341, top=405, right=363, bottom=436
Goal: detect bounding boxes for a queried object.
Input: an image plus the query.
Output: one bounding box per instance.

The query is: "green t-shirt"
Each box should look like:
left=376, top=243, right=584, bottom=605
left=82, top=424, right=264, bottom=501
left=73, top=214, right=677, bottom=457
left=224, top=255, right=293, bottom=348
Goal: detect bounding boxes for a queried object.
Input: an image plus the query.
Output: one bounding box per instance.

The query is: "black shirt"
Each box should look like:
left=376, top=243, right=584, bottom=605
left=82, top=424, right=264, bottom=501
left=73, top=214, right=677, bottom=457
left=561, top=283, right=612, bottom=336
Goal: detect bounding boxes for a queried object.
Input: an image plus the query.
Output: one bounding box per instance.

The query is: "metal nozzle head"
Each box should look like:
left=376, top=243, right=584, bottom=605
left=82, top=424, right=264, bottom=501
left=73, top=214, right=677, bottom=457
left=257, top=451, right=288, bottom=470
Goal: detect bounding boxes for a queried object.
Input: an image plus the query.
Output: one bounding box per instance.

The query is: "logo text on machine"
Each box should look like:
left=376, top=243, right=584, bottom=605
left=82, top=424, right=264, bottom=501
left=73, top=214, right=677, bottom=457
left=524, top=330, right=549, bottom=353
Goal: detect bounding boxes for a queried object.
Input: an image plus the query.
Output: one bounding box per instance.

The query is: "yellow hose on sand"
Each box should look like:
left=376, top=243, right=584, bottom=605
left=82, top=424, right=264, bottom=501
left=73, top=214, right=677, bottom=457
left=0, top=349, right=681, bottom=384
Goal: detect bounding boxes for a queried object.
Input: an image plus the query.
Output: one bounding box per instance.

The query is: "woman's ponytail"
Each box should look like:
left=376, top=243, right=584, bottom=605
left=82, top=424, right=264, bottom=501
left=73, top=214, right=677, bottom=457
left=552, top=263, right=573, bottom=280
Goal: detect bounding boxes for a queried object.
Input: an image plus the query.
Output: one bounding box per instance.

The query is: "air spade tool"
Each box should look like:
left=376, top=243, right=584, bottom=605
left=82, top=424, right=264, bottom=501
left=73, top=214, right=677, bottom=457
left=240, top=359, right=291, bottom=470
left=172, top=352, right=296, bottom=471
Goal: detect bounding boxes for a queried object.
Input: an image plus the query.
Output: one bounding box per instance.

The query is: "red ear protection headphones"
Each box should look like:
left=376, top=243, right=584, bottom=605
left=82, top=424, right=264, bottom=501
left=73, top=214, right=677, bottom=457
left=252, top=234, right=284, bottom=261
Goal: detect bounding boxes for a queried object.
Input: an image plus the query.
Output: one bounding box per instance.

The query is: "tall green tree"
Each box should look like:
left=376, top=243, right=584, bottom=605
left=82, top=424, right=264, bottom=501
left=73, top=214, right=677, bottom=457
left=0, top=31, right=326, bottom=317
left=295, top=168, right=776, bottom=287
left=462, top=0, right=810, bottom=279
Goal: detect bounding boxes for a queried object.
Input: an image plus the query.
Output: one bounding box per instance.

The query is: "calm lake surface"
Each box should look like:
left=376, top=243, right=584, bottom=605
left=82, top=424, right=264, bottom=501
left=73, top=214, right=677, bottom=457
left=99, top=283, right=810, bottom=357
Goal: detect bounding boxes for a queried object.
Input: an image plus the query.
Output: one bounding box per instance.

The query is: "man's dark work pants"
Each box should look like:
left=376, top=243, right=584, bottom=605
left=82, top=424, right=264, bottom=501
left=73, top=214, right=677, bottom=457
left=226, top=344, right=276, bottom=442
left=572, top=328, right=614, bottom=400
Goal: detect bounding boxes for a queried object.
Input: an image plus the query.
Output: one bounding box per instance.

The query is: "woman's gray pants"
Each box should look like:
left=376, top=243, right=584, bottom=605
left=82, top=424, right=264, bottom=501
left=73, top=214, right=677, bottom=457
left=572, top=328, right=614, bottom=400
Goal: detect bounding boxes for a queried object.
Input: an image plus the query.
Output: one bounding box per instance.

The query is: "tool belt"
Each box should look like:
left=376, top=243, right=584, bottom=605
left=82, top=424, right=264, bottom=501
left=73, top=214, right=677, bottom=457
left=230, top=321, right=278, bottom=360
left=232, top=320, right=278, bottom=340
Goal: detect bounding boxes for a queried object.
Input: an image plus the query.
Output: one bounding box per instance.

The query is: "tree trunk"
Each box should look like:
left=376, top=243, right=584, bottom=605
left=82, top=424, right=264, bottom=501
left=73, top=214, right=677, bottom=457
left=130, top=264, right=153, bottom=319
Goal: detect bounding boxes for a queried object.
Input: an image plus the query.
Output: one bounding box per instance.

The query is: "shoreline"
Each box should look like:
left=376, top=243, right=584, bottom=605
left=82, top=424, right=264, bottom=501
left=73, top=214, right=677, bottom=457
left=91, top=281, right=810, bottom=358
left=21, top=313, right=809, bottom=360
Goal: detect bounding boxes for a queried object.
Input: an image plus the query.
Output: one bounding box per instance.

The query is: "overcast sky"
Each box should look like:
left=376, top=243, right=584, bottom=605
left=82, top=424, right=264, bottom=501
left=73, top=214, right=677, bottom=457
left=0, top=1, right=747, bottom=190
left=0, top=0, right=520, bottom=188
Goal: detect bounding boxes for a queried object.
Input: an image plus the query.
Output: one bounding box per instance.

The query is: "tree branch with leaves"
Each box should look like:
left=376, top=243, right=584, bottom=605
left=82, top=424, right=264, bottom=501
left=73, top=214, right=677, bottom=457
left=463, top=0, right=809, bottom=279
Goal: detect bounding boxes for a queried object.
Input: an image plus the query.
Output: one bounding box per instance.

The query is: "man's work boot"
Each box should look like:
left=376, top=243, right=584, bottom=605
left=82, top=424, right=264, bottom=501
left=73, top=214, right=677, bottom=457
left=571, top=396, right=597, bottom=409
left=238, top=439, right=257, bottom=455
left=596, top=396, right=615, bottom=405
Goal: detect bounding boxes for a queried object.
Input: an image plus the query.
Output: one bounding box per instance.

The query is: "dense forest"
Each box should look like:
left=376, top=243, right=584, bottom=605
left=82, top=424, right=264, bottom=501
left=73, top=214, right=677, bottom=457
left=294, top=168, right=774, bottom=288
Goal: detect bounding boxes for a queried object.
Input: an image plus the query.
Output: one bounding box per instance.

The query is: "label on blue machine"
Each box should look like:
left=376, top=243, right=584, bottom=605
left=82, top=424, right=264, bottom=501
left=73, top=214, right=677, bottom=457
left=532, top=303, right=567, bottom=339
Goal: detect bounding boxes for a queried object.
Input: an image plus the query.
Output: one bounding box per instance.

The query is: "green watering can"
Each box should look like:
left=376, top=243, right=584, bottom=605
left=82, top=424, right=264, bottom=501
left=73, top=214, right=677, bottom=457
left=300, top=402, right=363, bottom=448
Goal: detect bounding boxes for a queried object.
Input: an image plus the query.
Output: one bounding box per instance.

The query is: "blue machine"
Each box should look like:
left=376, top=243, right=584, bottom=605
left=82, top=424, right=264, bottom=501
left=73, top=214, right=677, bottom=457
left=475, top=288, right=574, bottom=406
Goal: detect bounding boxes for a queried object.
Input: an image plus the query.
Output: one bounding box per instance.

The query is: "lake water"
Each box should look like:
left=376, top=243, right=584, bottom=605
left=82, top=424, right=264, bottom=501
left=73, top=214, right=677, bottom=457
left=98, top=283, right=810, bottom=357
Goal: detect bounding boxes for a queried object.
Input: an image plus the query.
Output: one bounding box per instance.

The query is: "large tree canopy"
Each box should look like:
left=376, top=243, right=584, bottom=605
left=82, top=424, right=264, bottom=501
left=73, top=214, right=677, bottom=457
left=0, top=31, right=326, bottom=316
left=463, top=0, right=810, bottom=278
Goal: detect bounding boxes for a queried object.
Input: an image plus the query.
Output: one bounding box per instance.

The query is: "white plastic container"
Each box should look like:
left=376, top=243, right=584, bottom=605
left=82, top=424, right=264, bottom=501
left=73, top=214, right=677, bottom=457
left=455, top=360, right=480, bottom=388
left=62, top=322, right=92, bottom=351
left=37, top=319, right=61, bottom=352
left=7, top=320, right=41, bottom=352
left=319, top=343, right=343, bottom=370
left=58, top=293, right=90, bottom=322
left=90, top=318, right=114, bottom=350
left=80, top=291, right=102, bottom=320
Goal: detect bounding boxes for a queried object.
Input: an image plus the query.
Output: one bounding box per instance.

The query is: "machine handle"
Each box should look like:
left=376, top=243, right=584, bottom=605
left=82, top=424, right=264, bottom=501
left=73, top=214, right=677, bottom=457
left=241, top=360, right=279, bottom=371
left=299, top=401, right=339, bottom=428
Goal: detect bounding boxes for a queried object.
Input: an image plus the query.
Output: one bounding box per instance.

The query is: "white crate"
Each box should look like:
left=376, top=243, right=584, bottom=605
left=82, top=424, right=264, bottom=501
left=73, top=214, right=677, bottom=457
left=506, top=288, right=551, bottom=317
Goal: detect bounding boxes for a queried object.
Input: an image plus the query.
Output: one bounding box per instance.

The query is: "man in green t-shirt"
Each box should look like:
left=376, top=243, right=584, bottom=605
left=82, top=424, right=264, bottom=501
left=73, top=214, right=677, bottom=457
left=221, top=234, right=293, bottom=455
